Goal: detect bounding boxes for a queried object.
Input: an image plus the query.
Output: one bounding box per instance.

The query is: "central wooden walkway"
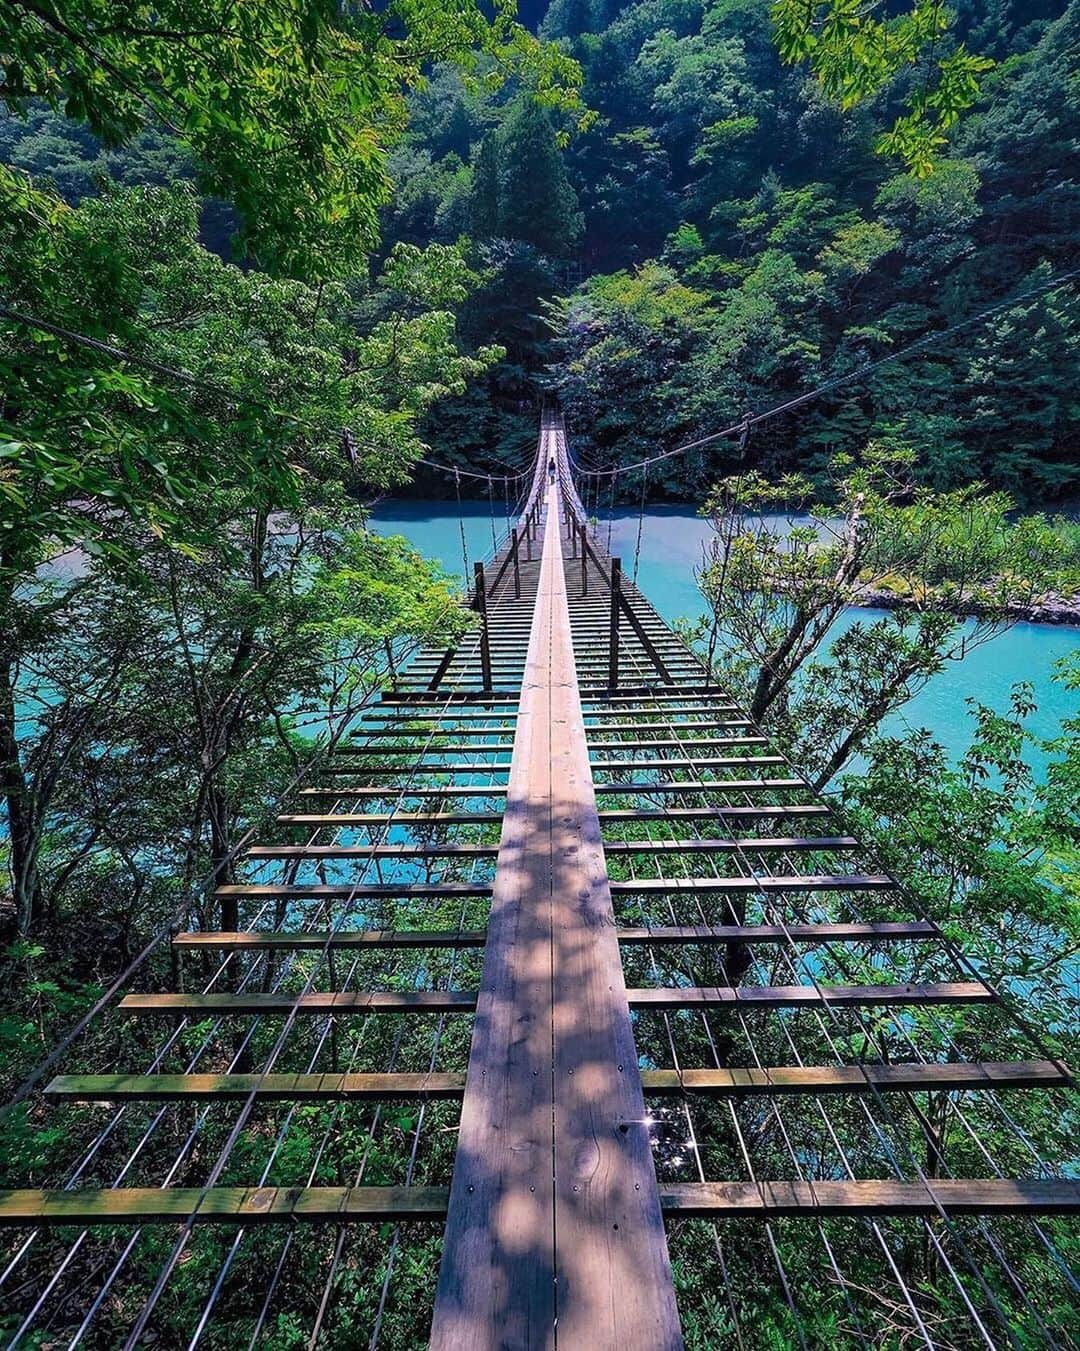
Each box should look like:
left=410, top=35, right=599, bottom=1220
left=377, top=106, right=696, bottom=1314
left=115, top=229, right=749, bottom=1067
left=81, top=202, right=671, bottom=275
left=429, top=447, right=681, bottom=1348
left=2, top=413, right=1077, bottom=1349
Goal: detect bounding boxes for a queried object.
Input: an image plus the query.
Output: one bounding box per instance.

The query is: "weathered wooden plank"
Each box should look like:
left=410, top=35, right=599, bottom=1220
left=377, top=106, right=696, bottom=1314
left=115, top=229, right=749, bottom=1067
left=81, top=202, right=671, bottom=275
left=45, top=1071, right=468, bottom=1101
left=171, top=921, right=934, bottom=952
left=590, top=753, right=785, bottom=769
left=172, top=929, right=486, bottom=950
left=593, top=779, right=807, bottom=795
left=119, top=991, right=478, bottom=1015
left=214, top=882, right=493, bottom=899
left=639, top=1061, right=1067, bottom=1096
left=610, top=874, right=895, bottom=894
left=320, top=762, right=512, bottom=775
left=296, top=786, right=509, bottom=799
left=604, top=837, right=859, bottom=854
left=277, top=812, right=504, bottom=826
left=48, top=1061, right=1064, bottom=1104
left=431, top=472, right=682, bottom=1350
left=243, top=843, right=498, bottom=860
left=658, top=1178, right=1080, bottom=1217
left=0, top=1186, right=450, bottom=1227
left=336, top=743, right=514, bottom=755
left=4, top=1178, right=1075, bottom=1229
left=377, top=692, right=520, bottom=706
left=626, top=982, right=992, bottom=1009
left=587, top=737, right=768, bottom=749
left=617, top=921, right=937, bottom=945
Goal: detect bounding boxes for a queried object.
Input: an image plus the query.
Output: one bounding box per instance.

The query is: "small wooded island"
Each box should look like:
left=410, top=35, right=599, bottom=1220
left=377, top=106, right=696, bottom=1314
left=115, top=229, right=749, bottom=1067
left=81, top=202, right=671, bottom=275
left=0, top=2, right=1076, bottom=1347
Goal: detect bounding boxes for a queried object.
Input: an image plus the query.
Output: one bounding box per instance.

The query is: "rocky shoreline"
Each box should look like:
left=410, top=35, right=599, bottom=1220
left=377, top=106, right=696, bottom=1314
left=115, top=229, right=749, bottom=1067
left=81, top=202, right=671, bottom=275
left=853, top=588, right=1080, bottom=627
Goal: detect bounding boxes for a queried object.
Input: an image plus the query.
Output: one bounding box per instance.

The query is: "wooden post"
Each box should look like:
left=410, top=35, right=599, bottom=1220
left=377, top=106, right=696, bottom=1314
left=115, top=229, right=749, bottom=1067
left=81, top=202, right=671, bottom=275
left=608, top=556, right=621, bottom=690
left=474, top=562, right=493, bottom=692
left=580, top=521, right=588, bottom=596
left=511, top=527, right=521, bottom=599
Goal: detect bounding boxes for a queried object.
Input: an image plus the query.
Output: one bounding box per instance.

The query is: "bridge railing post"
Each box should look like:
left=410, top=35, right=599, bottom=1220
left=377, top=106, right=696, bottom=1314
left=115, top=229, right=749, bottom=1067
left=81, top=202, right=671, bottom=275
left=474, top=561, right=493, bottom=691
left=580, top=521, right=588, bottom=596
left=608, top=556, right=621, bottom=689
left=511, top=527, right=521, bottom=599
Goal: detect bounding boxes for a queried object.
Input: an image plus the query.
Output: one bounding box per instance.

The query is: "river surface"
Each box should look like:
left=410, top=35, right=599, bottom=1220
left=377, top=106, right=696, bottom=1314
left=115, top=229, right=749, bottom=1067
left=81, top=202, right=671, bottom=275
left=370, top=498, right=1079, bottom=776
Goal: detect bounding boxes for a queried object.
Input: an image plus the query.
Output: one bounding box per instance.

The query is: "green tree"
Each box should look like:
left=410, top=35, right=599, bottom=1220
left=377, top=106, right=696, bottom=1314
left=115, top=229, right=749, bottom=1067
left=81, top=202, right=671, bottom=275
left=771, top=0, right=995, bottom=174
left=0, top=180, right=494, bottom=936
left=698, top=448, right=1063, bottom=787
left=476, top=97, right=585, bottom=257
left=1, top=0, right=585, bottom=277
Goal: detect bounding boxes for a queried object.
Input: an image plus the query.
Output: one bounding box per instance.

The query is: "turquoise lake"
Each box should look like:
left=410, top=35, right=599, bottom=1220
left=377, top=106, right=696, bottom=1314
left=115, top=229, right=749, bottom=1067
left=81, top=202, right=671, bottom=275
left=370, top=498, right=1080, bottom=776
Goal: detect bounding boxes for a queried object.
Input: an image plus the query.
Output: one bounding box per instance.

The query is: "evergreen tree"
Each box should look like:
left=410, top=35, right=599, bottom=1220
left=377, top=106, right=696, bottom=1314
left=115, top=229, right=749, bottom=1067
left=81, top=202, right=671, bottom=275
left=494, top=98, right=584, bottom=258
left=469, top=131, right=503, bottom=238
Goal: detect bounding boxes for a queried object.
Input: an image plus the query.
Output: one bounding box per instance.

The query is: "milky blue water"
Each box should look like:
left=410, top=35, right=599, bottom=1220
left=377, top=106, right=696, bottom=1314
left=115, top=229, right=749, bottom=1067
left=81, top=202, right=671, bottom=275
left=370, top=499, right=1079, bottom=775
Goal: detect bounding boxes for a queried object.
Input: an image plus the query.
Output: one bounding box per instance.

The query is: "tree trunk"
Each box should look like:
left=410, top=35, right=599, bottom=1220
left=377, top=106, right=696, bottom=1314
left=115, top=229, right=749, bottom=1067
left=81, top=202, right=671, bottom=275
left=0, top=657, right=43, bottom=938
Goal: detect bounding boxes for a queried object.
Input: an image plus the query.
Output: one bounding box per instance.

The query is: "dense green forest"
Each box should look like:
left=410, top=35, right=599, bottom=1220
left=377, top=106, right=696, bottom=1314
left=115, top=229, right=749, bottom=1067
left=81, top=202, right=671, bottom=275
left=377, top=0, right=1078, bottom=499
left=0, top=1, right=1077, bottom=1346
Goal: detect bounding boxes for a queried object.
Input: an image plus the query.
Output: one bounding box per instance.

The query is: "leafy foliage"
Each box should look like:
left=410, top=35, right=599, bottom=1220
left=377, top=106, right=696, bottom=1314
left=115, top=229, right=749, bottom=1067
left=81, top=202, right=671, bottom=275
left=1, top=0, right=586, bottom=277
left=771, top=0, right=995, bottom=175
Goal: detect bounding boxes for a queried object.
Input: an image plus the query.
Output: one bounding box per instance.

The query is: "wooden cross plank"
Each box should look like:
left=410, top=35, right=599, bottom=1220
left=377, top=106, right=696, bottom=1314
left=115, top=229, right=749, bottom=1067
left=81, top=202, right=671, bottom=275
left=5, top=1177, right=1077, bottom=1229
left=658, top=1178, right=1080, bottom=1217
left=47, top=1061, right=1065, bottom=1104
left=638, top=1060, right=1067, bottom=1095
left=610, top=874, right=895, bottom=894
left=119, top=991, right=478, bottom=1015
left=172, top=929, right=487, bottom=950
left=604, top=837, right=860, bottom=854
left=626, top=982, right=992, bottom=1010
left=46, top=1072, right=467, bottom=1101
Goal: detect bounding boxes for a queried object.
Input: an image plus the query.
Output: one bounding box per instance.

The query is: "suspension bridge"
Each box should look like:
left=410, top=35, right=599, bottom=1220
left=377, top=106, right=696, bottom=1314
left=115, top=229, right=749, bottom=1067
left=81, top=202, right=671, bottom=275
left=1, top=414, right=1076, bottom=1347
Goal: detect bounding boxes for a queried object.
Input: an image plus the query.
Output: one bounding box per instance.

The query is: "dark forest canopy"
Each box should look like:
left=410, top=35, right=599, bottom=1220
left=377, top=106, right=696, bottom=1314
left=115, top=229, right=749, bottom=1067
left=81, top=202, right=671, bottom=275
left=374, top=0, right=1078, bottom=501
left=4, top=3, right=1075, bottom=498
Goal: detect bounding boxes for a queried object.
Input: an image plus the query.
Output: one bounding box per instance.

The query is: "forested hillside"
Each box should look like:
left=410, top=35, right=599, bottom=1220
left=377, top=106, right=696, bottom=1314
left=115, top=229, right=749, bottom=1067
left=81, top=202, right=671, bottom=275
left=371, top=0, right=1080, bottom=500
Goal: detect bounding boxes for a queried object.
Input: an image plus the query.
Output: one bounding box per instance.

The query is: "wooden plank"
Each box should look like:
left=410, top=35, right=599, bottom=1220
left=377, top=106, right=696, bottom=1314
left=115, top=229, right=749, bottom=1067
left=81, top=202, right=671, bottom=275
left=590, top=755, right=786, bottom=771
left=657, top=1178, right=1080, bottom=1218
left=243, top=843, right=498, bottom=860
left=587, top=737, right=767, bottom=749
left=604, top=837, right=859, bottom=855
left=359, top=710, right=519, bottom=723
left=593, top=779, right=807, bottom=795
left=5, top=1178, right=1075, bottom=1228
left=336, top=743, right=513, bottom=755
left=579, top=685, right=731, bottom=700
left=610, top=874, right=894, bottom=895
left=119, top=991, right=478, bottom=1015
left=277, top=812, right=504, bottom=826
left=173, top=929, right=486, bottom=950
left=583, top=721, right=753, bottom=734
left=581, top=704, right=741, bottom=718
left=639, top=1061, right=1067, bottom=1096
left=320, top=763, right=512, bottom=776
left=45, top=1071, right=467, bottom=1101
left=431, top=473, right=682, bottom=1351
left=598, top=805, right=830, bottom=822
left=297, top=786, right=509, bottom=799
left=0, top=1186, right=450, bottom=1227
left=171, top=921, right=934, bottom=952
left=617, top=921, right=937, bottom=946
left=626, top=982, right=992, bottom=1010
left=378, top=692, right=520, bottom=706
left=214, top=882, right=493, bottom=900
left=48, top=1061, right=1064, bottom=1105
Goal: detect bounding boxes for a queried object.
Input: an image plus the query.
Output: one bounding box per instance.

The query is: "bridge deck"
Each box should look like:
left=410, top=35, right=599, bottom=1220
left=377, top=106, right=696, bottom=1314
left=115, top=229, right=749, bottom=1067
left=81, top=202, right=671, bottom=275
left=2, top=414, right=1076, bottom=1349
